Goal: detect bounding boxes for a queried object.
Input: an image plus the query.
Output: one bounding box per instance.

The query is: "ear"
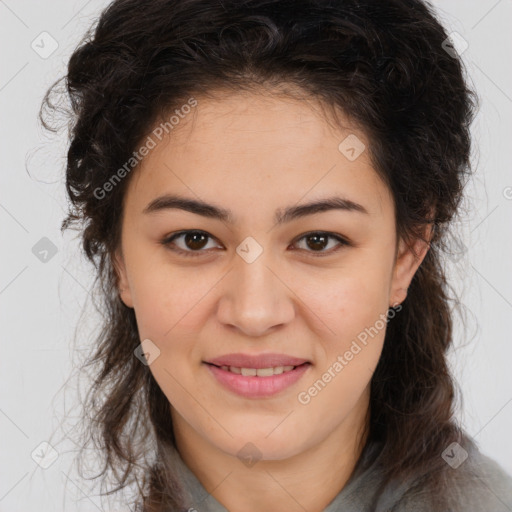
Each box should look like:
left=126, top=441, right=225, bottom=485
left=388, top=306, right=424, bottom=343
left=112, top=248, right=134, bottom=308
left=389, top=224, right=433, bottom=307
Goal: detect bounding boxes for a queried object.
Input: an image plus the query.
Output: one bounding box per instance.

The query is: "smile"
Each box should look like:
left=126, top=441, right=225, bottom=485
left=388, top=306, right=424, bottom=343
left=204, top=362, right=311, bottom=398
left=216, top=365, right=297, bottom=376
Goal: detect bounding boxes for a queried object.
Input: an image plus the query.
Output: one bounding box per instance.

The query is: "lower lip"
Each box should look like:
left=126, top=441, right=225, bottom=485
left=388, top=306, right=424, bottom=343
left=205, top=362, right=311, bottom=398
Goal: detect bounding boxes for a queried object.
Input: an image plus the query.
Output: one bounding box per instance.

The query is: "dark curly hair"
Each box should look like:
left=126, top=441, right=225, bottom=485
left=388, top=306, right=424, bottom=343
left=39, top=0, right=479, bottom=510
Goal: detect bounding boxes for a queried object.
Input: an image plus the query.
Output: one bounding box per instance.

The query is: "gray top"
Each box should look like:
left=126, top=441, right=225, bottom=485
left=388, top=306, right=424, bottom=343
left=159, top=436, right=512, bottom=511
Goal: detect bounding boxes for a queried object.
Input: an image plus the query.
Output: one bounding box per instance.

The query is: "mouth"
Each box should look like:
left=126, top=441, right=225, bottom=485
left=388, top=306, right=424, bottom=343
left=203, top=361, right=312, bottom=398
left=205, top=362, right=310, bottom=376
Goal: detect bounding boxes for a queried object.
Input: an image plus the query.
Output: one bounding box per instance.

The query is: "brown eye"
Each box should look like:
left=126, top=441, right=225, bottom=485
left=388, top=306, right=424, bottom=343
left=305, top=233, right=329, bottom=251
left=162, top=230, right=221, bottom=257
left=292, top=231, right=350, bottom=256
left=181, top=231, right=209, bottom=250
left=161, top=230, right=350, bottom=259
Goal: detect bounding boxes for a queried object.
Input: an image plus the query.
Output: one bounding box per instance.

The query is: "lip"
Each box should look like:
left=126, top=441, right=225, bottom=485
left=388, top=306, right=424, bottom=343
left=205, top=352, right=310, bottom=369
left=204, top=360, right=311, bottom=399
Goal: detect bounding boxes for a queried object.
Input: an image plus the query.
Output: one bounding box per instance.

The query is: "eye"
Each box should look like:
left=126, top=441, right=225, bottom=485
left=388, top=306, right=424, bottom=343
left=161, top=230, right=350, bottom=258
left=161, top=230, right=222, bottom=257
left=291, top=231, right=350, bottom=256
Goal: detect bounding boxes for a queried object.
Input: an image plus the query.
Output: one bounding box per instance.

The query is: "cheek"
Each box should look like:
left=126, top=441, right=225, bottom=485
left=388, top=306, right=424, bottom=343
left=130, top=263, right=215, bottom=340
left=130, top=249, right=393, bottom=354
left=295, top=265, right=391, bottom=342
left=295, top=275, right=389, bottom=429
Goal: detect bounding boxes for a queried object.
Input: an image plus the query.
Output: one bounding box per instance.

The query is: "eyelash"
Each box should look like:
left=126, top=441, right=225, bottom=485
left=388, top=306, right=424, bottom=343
left=160, top=230, right=351, bottom=258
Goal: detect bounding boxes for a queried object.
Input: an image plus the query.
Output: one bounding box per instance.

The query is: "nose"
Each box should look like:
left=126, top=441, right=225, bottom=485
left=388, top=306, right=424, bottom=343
left=216, top=250, right=295, bottom=337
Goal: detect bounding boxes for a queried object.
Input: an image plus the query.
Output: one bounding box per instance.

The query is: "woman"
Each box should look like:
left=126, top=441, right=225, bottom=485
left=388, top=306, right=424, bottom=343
left=40, top=0, right=512, bottom=510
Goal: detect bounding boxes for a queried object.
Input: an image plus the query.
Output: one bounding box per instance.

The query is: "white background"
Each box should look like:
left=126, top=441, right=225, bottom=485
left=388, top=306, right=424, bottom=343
left=1, top=1, right=511, bottom=510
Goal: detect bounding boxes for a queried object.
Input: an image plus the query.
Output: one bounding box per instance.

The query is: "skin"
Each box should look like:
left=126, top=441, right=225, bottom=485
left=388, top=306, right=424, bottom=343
left=114, top=89, right=431, bottom=512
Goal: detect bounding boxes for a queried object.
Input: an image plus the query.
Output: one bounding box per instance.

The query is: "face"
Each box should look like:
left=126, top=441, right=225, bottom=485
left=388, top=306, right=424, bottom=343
left=114, top=90, right=429, bottom=462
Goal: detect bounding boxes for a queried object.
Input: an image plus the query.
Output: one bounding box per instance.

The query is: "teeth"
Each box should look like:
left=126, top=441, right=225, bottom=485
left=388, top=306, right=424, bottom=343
left=219, top=365, right=298, bottom=376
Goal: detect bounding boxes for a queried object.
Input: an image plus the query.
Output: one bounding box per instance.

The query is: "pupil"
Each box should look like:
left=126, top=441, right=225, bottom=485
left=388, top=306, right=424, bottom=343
left=186, top=232, right=207, bottom=250
left=307, top=234, right=327, bottom=251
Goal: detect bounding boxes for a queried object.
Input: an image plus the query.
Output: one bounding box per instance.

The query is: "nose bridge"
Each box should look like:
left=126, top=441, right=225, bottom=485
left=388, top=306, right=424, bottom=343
left=216, top=242, right=295, bottom=336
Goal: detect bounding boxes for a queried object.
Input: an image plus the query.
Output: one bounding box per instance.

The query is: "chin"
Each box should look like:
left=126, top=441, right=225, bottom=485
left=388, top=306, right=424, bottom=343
left=217, top=433, right=307, bottom=463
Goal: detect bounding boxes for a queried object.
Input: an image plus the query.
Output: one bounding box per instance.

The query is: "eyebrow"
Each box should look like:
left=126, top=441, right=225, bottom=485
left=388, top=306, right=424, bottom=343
left=142, top=193, right=369, bottom=224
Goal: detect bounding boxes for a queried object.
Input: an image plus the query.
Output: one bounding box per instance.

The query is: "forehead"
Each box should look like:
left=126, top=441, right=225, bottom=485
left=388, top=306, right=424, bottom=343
left=125, top=90, right=393, bottom=220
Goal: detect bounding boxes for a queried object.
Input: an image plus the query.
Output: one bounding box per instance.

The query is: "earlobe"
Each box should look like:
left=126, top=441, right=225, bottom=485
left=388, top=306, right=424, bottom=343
left=112, top=249, right=134, bottom=308
left=389, top=225, right=433, bottom=307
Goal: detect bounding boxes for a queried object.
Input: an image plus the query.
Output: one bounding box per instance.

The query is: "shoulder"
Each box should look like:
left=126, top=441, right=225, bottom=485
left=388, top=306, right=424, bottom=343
left=390, top=439, right=512, bottom=512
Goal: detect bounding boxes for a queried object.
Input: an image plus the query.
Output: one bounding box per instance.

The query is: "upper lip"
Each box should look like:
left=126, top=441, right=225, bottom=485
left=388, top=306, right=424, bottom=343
left=205, top=353, right=310, bottom=369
